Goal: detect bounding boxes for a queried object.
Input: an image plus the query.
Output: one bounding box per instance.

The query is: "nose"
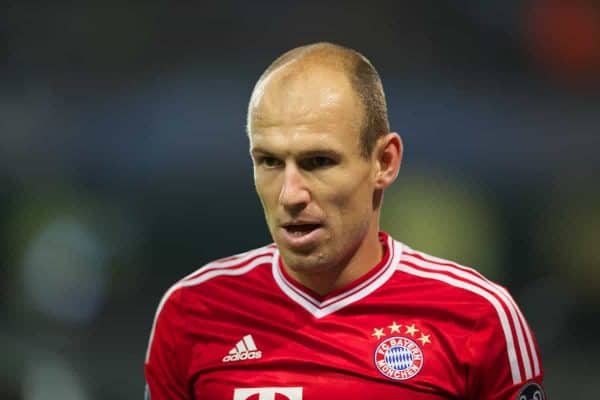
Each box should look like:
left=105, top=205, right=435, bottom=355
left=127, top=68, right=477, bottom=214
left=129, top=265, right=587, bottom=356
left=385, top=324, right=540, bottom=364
left=279, top=163, right=310, bottom=213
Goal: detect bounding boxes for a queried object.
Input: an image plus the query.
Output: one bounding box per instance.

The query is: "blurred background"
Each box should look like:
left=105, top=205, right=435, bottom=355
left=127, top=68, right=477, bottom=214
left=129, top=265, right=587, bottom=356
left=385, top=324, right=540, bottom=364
left=1, top=0, right=599, bottom=398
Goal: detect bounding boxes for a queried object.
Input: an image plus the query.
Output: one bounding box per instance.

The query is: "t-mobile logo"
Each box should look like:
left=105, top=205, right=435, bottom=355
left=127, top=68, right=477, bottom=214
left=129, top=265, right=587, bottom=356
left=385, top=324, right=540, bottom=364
left=233, top=387, right=303, bottom=400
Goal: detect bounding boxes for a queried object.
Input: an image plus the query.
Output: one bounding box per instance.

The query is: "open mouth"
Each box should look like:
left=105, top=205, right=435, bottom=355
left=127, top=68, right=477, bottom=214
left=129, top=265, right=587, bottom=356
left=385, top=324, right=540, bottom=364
left=284, top=223, right=322, bottom=236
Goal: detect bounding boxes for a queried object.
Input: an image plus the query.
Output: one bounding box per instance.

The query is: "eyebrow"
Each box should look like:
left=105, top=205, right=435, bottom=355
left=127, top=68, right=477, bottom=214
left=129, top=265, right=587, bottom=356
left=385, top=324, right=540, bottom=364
left=250, top=147, right=341, bottom=159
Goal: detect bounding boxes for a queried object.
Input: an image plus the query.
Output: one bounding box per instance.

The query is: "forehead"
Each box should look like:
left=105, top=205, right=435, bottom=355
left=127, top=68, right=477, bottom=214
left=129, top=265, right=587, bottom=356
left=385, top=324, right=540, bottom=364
left=250, top=127, right=357, bottom=159
left=249, top=64, right=364, bottom=153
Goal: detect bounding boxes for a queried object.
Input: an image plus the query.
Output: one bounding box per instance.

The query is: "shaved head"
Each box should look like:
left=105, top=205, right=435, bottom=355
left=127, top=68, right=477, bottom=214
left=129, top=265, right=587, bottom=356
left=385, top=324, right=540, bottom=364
left=247, top=42, right=390, bottom=158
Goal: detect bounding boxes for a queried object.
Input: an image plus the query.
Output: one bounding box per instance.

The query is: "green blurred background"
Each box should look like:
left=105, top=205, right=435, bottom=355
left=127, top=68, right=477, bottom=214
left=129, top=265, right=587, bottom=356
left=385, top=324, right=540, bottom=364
left=1, top=1, right=599, bottom=398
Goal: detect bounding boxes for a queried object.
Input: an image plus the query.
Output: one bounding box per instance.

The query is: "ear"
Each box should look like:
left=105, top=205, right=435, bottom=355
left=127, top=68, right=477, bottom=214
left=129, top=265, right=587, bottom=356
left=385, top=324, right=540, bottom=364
left=373, top=132, right=403, bottom=189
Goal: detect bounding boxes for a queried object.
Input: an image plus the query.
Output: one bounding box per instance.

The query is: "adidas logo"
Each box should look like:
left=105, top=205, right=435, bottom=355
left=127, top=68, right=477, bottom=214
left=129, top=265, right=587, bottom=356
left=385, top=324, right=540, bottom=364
left=222, top=334, right=262, bottom=362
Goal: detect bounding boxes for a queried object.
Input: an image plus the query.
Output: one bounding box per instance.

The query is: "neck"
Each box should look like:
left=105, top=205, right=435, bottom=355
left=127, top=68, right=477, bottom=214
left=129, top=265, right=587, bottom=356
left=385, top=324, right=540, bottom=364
left=284, top=219, right=384, bottom=297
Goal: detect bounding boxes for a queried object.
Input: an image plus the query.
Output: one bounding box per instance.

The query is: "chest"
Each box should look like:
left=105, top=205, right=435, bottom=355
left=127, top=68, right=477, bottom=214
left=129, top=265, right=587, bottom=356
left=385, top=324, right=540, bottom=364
left=187, top=308, right=468, bottom=400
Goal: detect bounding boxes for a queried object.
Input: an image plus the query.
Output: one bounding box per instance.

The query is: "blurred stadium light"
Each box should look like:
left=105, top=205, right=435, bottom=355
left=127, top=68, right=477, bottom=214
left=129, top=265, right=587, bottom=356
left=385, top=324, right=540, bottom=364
left=524, top=0, right=600, bottom=87
left=533, top=188, right=600, bottom=302
left=22, top=354, right=89, bottom=400
left=22, top=216, right=107, bottom=324
left=382, top=168, right=504, bottom=280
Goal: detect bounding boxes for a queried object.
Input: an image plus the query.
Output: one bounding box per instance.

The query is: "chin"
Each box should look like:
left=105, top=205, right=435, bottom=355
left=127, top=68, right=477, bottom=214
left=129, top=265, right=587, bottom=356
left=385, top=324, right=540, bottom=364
left=281, top=248, right=332, bottom=273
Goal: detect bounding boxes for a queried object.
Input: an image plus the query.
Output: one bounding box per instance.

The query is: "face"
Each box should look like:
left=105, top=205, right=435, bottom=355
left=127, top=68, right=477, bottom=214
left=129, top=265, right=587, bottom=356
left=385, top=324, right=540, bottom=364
left=248, top=65, right=381, bottom=274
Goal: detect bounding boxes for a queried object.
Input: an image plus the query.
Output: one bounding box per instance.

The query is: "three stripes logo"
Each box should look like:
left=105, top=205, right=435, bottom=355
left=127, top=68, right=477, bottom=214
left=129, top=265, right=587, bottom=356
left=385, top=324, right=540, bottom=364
left=222, top=334, right=262, bottom=362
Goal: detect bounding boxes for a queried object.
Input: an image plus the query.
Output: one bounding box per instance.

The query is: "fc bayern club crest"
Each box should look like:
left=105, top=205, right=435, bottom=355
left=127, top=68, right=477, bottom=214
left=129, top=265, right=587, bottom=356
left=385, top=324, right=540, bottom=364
left=374, top=336, right=424, bottom=380
left=370, top=321, right=432, bottom=381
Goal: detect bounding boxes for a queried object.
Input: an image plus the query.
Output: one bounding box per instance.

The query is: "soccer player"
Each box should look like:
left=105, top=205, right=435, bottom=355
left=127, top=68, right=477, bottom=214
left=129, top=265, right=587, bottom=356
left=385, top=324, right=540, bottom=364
left=144, top=42, right=545, bottom=400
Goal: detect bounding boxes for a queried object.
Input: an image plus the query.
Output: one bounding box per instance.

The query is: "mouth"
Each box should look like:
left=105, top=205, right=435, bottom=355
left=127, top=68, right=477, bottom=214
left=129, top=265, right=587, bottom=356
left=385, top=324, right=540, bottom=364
left=283, top=223, right=322, bottom=236
left=279, top=221, right=324, bottom=249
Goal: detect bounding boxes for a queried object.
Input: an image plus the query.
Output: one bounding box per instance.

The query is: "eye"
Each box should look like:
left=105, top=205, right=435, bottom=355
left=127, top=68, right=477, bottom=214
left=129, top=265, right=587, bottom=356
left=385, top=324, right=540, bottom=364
left=303, top=156, right=336, bottom=170
left=259, top=156, right=283, bottom=168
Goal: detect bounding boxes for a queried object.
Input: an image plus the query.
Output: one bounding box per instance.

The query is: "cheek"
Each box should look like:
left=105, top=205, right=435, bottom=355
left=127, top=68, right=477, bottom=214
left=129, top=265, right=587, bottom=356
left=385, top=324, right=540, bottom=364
left=254, top=175, right=277, bottom=205
left=254, top=182, right=273, bottom=217
left=326, top=172, right=374, bottom=215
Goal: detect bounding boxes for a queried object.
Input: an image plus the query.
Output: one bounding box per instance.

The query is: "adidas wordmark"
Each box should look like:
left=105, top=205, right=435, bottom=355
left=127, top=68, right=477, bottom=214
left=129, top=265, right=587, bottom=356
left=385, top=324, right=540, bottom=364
left=222, top=334, right=262, bottom=362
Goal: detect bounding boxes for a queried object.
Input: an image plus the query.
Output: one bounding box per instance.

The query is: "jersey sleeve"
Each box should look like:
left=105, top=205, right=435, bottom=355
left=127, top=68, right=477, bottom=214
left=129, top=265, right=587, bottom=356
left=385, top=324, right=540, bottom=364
left=465, top=290, right=546, bottom=400
left=144, top=284, right=191, bottom=400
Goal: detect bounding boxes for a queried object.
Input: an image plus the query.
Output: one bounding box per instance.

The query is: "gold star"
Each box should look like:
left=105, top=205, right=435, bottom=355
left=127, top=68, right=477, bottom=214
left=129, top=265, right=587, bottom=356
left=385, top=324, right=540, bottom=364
left=418, top=333, right=431, bottom=345
left=372, top=328, right=386, bottom=339
left=405, top=323, right=419, bottom=336
left=388, top=321, right=401, bottom=333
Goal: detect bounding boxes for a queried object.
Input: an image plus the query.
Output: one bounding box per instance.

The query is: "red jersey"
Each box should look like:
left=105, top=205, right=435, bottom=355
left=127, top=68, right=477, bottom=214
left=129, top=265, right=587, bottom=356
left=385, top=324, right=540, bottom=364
left=144, top=232, right=545, bottom=400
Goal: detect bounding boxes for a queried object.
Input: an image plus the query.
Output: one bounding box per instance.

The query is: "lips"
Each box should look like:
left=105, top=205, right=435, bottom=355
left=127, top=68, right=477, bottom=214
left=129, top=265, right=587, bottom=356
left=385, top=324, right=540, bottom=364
left=279, top=221, right=324, bottom=249
left=283, top=223, right=322, bottom=236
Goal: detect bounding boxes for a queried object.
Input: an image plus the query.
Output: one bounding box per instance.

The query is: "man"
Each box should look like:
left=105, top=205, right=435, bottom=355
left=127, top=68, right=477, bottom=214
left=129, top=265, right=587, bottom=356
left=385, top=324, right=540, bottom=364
left=144, top=43, right=545, bottom=400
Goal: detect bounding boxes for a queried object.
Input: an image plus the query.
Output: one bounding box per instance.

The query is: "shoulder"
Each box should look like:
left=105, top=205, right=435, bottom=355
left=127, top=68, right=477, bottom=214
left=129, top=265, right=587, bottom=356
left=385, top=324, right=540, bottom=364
left=393, top=242, right=527, bottom=338
left=159, top=243, right=277, bottom=305
left=395, top=242, right=542, bottom=385
left=145, top=243, right=276, bottom=362
left=396, top=242, right=515, bottom=310
left=178, top=244, right=277, bottom=288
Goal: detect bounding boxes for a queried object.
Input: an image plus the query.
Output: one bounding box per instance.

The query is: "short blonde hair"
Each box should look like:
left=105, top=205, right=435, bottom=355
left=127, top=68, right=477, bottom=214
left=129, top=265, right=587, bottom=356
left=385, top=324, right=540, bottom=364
left=249, top=42, right=390, bottom=158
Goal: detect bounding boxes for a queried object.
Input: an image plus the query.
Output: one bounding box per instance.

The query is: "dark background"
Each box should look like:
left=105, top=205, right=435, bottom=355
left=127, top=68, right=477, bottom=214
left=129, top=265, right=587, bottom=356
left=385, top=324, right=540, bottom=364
left=1, top=1, right=599, bottom=398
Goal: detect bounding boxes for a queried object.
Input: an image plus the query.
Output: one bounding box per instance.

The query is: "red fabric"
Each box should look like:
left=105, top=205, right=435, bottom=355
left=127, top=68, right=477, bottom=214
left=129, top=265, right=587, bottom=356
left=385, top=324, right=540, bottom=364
left=144, top=233, right=544, bottom=400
